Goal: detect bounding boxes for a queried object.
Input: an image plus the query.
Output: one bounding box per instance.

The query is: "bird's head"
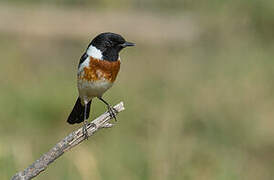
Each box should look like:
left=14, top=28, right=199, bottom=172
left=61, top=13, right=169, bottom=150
left=86, top=32, right=135, bottom=61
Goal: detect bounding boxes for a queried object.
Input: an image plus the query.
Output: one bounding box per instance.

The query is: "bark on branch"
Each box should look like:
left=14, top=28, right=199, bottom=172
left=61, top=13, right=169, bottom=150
left=11, top=102, right=125, bottom=180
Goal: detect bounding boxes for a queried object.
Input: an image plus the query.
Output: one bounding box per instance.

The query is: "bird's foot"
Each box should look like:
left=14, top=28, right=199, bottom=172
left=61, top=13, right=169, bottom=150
left=107, top=105, right=118, bottom=121
left=82, top=120, right=89, bottom=140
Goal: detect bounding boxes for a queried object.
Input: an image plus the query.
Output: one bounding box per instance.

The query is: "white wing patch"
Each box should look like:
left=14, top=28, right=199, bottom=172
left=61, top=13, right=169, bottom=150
left=78, top=56, right=90, bottom=75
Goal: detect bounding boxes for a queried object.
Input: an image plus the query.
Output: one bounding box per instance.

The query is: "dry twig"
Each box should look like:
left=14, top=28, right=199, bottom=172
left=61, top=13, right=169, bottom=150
left=11, top=102, right=125, bottom=180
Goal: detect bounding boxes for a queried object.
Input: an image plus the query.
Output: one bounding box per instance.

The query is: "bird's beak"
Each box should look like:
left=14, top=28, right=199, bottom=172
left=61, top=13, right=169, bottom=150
left=121, top=41, right=136, bottom=47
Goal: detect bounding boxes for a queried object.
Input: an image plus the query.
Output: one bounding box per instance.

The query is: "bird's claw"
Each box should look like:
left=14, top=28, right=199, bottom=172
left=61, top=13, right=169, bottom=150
left=82, top=120, right=89, bottom=140
left=107, top=106, right=118, bottom=121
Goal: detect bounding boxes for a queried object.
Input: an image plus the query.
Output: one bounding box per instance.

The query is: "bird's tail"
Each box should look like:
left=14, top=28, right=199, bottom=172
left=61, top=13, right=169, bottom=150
left=67, top=97, right=91, bottom=124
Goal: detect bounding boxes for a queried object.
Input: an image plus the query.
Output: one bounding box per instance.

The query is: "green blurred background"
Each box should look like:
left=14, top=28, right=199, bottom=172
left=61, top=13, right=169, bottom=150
left=1, top=0, right=274, bottom=179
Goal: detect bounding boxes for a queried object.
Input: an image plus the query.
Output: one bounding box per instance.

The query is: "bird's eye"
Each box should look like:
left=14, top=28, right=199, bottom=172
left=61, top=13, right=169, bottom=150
left=105, top=41, right=112, bottom=47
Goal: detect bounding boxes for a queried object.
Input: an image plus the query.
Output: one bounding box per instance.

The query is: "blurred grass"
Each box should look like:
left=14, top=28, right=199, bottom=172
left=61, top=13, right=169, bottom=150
left=1, top=1, right=274, bottom=180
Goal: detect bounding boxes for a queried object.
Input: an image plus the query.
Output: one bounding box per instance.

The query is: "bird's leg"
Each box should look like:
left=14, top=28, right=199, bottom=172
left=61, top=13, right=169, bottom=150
left=82, top=101, right=89, bottom=140
left=98, top=97, right=118, bottom=121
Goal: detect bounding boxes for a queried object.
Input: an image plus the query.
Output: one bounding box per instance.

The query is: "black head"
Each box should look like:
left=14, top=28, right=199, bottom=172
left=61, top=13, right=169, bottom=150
left=87, top=32, right=135, bottom=61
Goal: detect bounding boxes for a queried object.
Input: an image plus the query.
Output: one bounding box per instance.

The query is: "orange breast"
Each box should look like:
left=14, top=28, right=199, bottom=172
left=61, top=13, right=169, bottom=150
left=80, top=57, right=120, bottom=83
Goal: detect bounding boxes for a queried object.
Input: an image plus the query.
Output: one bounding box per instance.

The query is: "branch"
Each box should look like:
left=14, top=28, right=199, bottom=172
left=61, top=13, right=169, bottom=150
left=11, top=102, right=125, bottom=180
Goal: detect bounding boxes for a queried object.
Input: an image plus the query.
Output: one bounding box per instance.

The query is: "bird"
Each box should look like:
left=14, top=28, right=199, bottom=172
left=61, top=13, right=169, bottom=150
left=67, top=32, right=135, bottom=138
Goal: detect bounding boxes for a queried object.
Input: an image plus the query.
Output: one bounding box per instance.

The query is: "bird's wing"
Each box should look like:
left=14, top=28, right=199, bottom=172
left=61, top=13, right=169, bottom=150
left=77, top=53, right=90, bottom=76
left=78, top=52, right=88, bottom=68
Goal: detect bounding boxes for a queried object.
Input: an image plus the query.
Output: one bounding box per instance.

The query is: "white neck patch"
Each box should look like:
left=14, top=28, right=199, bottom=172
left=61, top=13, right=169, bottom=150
left=86, top=45, right=103, bottom=60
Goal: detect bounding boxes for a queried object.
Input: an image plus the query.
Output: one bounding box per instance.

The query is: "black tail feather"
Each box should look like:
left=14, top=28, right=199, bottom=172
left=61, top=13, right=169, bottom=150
left=67, top=97, right=91, bottom=124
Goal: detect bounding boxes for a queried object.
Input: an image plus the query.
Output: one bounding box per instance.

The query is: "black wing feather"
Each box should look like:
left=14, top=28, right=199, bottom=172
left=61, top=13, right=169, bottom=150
left=78, top=52, right=88, bottom=68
